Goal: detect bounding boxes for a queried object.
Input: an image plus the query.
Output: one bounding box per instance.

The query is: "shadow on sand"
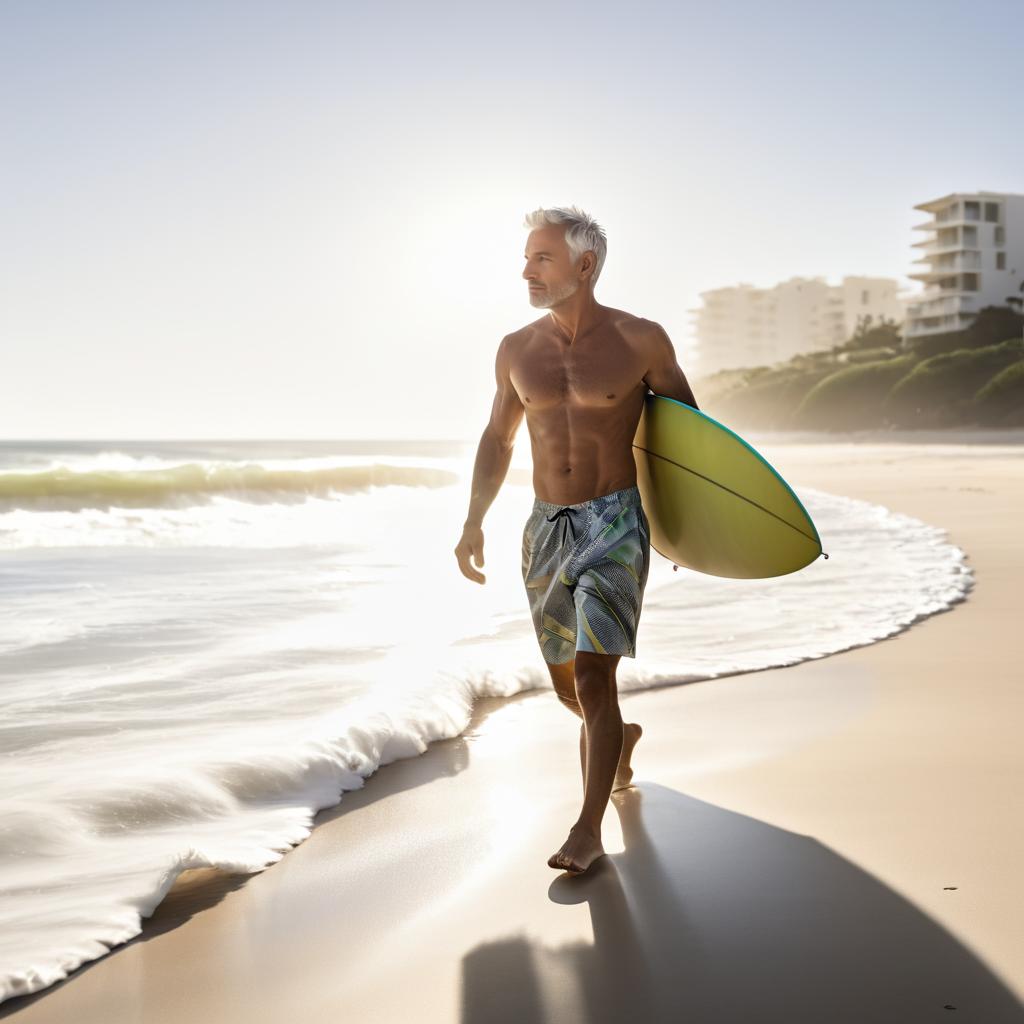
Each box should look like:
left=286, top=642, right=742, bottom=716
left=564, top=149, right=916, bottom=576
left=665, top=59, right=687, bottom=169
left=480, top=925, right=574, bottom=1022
left=461, top=782, right=1024, bottom=1024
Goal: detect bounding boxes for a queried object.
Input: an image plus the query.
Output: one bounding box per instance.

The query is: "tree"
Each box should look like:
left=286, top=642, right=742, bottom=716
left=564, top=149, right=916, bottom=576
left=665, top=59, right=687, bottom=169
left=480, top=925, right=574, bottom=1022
left=842, top=314, right=901, bottom=352
left=1004, top=283, right=1024, bottom=341
left=963, top=304, right=1024, bottom=347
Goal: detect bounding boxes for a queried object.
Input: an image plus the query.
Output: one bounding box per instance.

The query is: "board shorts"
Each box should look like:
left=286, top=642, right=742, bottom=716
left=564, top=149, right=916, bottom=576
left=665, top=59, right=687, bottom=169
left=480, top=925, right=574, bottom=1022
left=521, top=484, right=651, bottom=665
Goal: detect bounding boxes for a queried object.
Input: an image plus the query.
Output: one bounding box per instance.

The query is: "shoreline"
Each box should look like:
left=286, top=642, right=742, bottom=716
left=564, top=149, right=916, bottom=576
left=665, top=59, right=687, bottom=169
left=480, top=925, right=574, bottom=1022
left=737, top=426, right=1024, bottom=446
left=2, top=426, right=1024, bottom=446
left=6, top=441, right=1024, bottom=1022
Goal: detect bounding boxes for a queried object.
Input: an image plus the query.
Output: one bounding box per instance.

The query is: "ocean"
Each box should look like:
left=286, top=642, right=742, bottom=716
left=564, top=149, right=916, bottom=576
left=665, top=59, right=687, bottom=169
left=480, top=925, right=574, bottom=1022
left=0, top=438, right=974, bottom=1002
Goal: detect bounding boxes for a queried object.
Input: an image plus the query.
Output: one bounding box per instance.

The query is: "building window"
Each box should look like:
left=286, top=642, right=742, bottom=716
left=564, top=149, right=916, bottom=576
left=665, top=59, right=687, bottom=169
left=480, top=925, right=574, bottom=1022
left=963, top=273, right=979, bottom=292
left=984, top=202, right=1000, bottom=222
left=965, top=201, right=980, bottom=220
left=996, top=252, right=1006, bottom=270
left=995, top=226, right=1005, bottom=245
left=861, top=290, right=869, bottom=304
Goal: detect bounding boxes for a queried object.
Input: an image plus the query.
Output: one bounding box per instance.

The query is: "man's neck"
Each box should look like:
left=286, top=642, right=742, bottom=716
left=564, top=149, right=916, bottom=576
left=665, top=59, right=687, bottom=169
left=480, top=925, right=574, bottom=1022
left=548, top=294, right=603, bottom=345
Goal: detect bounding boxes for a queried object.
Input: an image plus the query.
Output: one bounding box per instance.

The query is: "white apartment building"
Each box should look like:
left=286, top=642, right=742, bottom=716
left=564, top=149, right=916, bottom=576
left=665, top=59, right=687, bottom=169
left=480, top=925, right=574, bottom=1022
left=903, top=190, right=1024, bottom=340
left=687, top=275, right=902, bottom=378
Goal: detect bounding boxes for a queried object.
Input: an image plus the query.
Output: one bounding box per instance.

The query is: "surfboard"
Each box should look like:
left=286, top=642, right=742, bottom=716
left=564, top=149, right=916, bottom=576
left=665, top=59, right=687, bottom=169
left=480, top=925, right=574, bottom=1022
left=631, top=393, right=827, bottom=579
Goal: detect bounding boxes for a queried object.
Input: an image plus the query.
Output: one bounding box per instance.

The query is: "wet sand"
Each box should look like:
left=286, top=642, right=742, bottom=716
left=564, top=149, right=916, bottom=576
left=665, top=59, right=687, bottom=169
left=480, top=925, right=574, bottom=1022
left=6, top=439, right=1024, bottom=1024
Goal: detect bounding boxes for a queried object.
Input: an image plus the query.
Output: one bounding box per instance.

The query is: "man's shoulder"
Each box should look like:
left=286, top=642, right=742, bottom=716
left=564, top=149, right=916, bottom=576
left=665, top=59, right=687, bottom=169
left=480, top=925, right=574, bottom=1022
left=607, top=310, right=663, bottom=348
left=610, top=309, right=654, bottom=329
left=500, top=318, right=549, bottom=352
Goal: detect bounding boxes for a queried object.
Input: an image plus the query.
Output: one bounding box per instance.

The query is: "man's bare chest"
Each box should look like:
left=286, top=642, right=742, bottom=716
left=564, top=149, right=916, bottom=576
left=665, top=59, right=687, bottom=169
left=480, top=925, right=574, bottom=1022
left=510, top=332, right=648, bottom=411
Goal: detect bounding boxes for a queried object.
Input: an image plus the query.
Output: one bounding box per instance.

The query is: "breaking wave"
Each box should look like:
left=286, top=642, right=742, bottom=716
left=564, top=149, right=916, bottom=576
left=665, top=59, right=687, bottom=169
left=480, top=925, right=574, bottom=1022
left=0, top=462, right=460, bottom=512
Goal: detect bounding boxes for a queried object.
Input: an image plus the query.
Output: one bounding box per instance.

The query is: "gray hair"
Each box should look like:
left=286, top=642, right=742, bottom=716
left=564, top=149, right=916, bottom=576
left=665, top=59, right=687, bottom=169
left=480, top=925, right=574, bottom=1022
left=523, top=205, right=608, bottom=285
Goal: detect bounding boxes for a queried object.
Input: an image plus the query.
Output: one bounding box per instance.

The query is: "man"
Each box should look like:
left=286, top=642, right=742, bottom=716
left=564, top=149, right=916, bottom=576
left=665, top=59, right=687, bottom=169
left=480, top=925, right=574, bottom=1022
left=454, top=205, right=699, bottom=876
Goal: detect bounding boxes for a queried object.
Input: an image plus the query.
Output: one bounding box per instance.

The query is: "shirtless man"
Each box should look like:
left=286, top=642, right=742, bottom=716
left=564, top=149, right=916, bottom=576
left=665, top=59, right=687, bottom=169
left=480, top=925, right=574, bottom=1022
left=454, top=205, right=699, bottom=877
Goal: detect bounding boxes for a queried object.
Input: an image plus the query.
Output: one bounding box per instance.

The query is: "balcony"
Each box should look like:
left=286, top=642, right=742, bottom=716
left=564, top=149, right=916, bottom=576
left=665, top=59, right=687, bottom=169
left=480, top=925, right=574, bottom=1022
left=933, top=252, right=982, bottom=271
left=913, top=217, right=963, bottom=232
left=913, top=232, right=981, bottom=255
left=908, top=253, right=983, bottom=281
left=912, top=213, right=987, bottom=235
left=904, top=309, right=978, bottom=337
left=905, top=293, right=977, bottom=317
left=905, top=317, right=955, bottom=336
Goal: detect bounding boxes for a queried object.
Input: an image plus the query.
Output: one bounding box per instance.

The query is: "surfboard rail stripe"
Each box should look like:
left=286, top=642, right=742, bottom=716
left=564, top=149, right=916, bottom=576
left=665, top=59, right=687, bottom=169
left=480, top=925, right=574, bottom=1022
left=647, top=394, right=823, bottom=549
left=632, top=393, right=827, bottom=577
left=631, top=443, right=821, bottom=550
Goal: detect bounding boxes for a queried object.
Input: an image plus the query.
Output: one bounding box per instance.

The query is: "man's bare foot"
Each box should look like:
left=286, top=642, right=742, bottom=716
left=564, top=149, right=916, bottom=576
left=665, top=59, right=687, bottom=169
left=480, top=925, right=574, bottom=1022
left=548, top=825, right=606, bottom=875
left=612, top=722, right=643, bottom=792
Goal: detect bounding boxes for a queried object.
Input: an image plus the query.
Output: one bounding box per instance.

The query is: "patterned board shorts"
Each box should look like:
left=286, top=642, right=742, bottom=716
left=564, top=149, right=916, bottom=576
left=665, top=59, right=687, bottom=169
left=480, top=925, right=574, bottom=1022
left=521, top=484, right=651, bottom=665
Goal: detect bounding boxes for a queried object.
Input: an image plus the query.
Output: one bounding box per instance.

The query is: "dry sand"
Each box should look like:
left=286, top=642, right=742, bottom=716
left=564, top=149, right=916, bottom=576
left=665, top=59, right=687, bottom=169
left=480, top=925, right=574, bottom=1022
left=6, top=438, right=1024, bottom=1023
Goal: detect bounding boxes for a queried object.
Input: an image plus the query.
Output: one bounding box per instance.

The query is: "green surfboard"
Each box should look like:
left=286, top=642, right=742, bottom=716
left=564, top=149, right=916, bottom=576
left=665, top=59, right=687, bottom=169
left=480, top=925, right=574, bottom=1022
left=632, top=393, right=827, bottom=579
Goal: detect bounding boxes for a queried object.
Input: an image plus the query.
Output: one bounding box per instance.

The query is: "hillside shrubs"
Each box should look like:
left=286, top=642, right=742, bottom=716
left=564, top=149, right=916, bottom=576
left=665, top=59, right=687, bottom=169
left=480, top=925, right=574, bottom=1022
left=792, top=354, right=917, bottom=430
left=972, top=360, right=1024, bottom=426
left=882, top=339, right=1023, bottom=427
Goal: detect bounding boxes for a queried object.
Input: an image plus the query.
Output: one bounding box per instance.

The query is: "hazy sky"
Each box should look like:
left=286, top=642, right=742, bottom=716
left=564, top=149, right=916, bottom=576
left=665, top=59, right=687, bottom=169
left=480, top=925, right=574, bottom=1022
left=2, top=0, right=1020, bottom=439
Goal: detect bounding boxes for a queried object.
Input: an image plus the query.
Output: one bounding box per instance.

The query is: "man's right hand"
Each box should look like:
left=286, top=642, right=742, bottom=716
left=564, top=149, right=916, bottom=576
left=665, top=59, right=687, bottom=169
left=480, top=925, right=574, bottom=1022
left=454, top=523, right=486, bottom=584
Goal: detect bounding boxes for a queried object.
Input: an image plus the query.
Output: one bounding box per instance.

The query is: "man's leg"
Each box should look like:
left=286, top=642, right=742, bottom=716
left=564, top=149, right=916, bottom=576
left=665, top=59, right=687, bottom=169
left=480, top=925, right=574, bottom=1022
left=546, top=659, right=589, bottom=791
left=545, top=659, right=643, bottom=796
left=548, top=650, right=635, bottom=875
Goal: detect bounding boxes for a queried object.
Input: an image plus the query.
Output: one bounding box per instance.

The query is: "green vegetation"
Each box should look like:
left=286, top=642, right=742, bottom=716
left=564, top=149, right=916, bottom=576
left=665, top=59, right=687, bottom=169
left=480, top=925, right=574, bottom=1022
left=693, top=307, right=1024, bottom=432
left=882, top=338, right=1023, bottom=427
left=708, top=365, right=836, bottom=430
left=972, top=360, right=1024, bottom=426
left=793, top=353, right=918, bottom=430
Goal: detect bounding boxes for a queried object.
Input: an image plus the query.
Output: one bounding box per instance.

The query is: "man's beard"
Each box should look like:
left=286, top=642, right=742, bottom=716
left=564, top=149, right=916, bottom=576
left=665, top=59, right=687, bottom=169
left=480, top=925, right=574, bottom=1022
left=529, top=277, right=580, bottom=308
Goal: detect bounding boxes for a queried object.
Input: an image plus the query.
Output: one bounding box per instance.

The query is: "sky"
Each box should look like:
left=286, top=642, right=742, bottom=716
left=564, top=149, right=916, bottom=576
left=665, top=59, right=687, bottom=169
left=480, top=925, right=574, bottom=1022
left=1, top=0, right=1020, bottom=440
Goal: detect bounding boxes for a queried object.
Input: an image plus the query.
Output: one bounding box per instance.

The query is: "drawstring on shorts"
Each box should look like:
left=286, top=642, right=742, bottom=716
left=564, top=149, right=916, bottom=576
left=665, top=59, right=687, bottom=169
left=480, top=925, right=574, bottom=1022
left=546, top=505, right=578, bottom=545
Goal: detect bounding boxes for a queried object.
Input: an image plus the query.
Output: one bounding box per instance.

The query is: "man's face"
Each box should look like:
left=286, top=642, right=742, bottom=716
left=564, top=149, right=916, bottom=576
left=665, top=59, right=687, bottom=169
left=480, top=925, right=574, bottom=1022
left=522, top=225, right=583, bottom=309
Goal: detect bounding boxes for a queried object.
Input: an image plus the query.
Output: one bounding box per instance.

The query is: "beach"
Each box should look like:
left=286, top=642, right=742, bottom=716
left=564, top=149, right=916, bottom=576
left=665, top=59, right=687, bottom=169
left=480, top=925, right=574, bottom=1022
left=5, top=437, right=1024, bottom=1023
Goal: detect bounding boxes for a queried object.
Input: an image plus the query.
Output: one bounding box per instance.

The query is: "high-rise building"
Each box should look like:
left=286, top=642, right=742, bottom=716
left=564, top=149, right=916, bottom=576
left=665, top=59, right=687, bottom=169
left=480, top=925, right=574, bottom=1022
left=687, top=275, right=901, bottom=378
left=903, top=191, right=1024, bottom=340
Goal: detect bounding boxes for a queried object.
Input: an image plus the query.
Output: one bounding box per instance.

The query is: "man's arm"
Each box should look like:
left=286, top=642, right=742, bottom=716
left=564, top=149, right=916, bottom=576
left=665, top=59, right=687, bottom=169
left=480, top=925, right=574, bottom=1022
left=454, top=335, right=525, bottom=584
left=641, top=321, right=699, bottom=409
